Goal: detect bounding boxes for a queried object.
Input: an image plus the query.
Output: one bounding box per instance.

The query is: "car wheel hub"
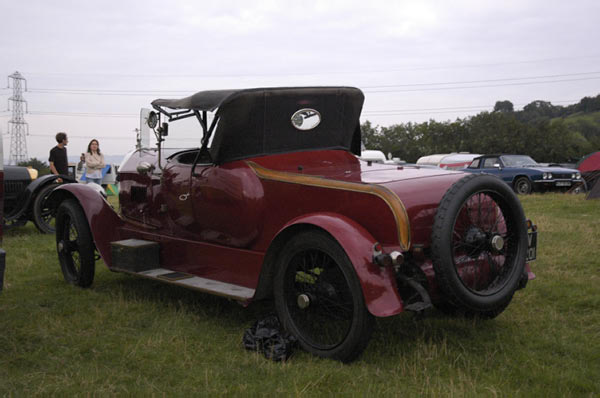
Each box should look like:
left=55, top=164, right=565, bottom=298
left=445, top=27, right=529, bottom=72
left=464, top=226, right=486, bottom=256
left=297, top=293, right=311, bottom=309
left=490, top=235, right=504, bottom=251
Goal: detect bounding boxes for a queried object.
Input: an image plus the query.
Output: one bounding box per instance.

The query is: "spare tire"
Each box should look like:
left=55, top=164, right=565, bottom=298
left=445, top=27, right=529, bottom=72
left=431, top=174, right=528, bottom=316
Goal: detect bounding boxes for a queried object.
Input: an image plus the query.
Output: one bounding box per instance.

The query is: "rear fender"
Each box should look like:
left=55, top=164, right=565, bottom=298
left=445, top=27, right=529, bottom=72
left=264, top=212, right=404, bottom=317
left=49, top=184, right=123, bottom=266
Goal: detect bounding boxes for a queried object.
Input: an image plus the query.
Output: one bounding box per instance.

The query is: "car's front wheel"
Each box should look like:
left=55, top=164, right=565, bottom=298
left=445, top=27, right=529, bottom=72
left=274, top=230, right=374, bottom=362
left=32, top=183, right=59, bottom=234
left=55, top=199, right=95, bottom=287
left=513, top=177, right=532, bottom=194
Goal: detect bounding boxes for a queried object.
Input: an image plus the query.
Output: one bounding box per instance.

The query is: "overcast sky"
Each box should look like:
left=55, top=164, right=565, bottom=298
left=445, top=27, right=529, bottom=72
left=1, top=0, right=599, bottom=162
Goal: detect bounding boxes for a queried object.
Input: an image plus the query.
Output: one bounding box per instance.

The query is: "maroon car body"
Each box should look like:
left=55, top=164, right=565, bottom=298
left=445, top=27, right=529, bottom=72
left=50, top=87, right=536, bottom=362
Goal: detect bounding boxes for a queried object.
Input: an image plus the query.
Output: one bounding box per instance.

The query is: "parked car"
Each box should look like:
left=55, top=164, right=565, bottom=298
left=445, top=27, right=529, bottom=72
left=48, top=87, right=537, bottom=362
left=359, top=149, right=404, bottom=165
left=359, top=149, right=388, bottom=164
left=463, top=154, right=584, bottom=194
left=3, top=165, right=76, bottom=233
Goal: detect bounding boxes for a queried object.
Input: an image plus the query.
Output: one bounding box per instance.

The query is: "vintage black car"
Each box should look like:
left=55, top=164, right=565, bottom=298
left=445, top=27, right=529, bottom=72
left=3, top=165, right=75, bottom=233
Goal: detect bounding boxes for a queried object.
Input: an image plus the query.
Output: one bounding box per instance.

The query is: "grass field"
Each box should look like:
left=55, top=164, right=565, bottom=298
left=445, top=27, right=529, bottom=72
left=1, top=194, right=599, bottom=396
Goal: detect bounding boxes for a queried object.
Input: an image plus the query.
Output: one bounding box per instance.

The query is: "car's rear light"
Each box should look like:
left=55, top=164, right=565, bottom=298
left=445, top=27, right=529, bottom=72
left=373, top=243, right=404, bottom=269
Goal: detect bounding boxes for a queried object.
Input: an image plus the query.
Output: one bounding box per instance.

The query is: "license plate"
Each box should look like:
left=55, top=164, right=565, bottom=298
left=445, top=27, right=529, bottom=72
left=556, top=181, right=571, bottom=187
left=526, top=231, right=537, bottom=261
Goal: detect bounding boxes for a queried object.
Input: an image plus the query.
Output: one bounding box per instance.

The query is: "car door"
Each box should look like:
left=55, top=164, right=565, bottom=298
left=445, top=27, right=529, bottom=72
left=480, top=156, right=501, bottom=176
left=482, top=157, right=516, bottom=184
left=494, top=157, right=518, bottom=184
left=161, top=154, right=196, bottom=234
left=160, top=148, right=263, bottom=248
left=189, top=163, right=263, bottom=249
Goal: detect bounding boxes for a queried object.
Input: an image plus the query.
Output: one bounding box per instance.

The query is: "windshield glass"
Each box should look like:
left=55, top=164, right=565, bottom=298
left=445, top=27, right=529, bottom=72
left=501, top=155, right=539, bottom=167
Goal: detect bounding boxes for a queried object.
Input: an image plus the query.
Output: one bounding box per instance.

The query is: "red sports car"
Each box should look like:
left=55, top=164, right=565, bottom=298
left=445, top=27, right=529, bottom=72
left=49, top=87, right=536, bottom=362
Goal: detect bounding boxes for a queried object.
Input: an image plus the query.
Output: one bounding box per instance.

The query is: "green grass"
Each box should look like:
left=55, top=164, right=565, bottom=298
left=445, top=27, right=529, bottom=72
left=1, top=194, right=599, bottom=396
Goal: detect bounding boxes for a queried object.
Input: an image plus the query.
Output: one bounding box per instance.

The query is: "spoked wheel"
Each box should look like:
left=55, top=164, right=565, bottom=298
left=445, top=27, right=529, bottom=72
left=274, top=230, right=374, bottom=362
left=432, top=174, right=528, bottom=318
left=55, top=199, right=95, bottom=287
left=33, top=183, right=60, bottom=234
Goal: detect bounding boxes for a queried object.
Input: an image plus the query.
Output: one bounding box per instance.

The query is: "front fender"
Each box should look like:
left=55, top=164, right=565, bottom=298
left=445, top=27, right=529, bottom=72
left=278, top=213, right=404, bottom=317
left=29, top=174, right=76, bottom=193
left=4, top=174, right=76, bottom=221
left=49, top=184, right=123, bottom=266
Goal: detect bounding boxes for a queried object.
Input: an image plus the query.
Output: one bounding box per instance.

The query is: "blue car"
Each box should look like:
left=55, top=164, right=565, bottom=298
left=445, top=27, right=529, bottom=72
left=464, top=154, right=583, bottom=194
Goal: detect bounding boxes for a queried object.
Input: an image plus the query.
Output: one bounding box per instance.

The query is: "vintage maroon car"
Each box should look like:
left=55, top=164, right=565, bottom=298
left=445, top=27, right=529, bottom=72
left=49, top=87, right=536, bottom=362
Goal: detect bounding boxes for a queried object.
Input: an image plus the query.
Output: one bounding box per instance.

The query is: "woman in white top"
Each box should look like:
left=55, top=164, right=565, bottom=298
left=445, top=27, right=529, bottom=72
left=84, top=139, right=105, bottom=185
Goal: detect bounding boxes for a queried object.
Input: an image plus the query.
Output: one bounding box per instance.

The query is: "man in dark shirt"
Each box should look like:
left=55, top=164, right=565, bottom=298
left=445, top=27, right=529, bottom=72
left=49, top=132, right=69, bottom=180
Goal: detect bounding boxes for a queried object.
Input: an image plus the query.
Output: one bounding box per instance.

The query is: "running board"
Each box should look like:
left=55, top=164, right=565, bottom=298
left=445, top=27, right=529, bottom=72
left=112, top=267, right=255, bottom=301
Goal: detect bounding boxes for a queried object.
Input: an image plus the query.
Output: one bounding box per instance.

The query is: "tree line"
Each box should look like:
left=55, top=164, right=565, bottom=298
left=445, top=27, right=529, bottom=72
left=362, top=94, right=600, bottom=163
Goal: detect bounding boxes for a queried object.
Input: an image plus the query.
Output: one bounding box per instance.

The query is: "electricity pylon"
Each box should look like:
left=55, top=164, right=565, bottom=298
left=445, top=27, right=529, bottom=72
left=7, top=71, right=29, bottom=165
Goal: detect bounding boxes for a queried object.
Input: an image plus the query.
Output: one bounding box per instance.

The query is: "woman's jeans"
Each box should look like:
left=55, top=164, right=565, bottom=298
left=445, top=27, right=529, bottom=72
left=87, top=178, right=102, bottom=185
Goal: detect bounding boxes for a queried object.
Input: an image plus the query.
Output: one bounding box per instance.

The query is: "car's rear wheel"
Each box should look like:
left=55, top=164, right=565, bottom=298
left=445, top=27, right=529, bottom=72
left=513, top=177, right=532, bottom=194
left=431, top=174, right=528, bottom=318
left=32, top=183, right=59, bottom=234
left=274, top=230, right=374, bottom=362
left=55, top=199, right=95, bottom=288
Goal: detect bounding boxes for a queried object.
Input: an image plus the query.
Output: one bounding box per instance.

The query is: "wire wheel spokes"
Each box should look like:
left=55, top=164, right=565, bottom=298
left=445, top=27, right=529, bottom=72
left=284, top=249, right=354, bottom=349
left=451, top=192, right=516, bottom=295
left=40, top=191, right=56, bottom=225
left=40, top=207, right=54, bottom=226
left=60, top=215, right=82, bottom=279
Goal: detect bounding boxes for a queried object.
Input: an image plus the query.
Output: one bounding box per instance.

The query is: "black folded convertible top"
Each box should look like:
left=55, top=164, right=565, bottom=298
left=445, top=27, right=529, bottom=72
left=151, top=86, right=362, bottom=112
left=152, top=87, right=364, bottom=163
left=152, top=89, right=240, bottom=111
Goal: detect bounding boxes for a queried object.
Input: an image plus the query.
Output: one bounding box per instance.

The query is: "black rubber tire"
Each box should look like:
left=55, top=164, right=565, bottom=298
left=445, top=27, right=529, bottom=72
left=274, top=230, right=374, bottom=362
left=513, top=177, right=532, bottom=195
left=431, top=174, right=528, bottom=316
left=55, top=199, right=95, bottom=288
left=32, top=183, right=60, bottom=234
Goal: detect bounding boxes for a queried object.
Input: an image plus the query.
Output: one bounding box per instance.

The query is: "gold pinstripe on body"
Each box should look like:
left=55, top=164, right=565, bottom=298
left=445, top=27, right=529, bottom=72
left=246, top=161, right=411, bottom=250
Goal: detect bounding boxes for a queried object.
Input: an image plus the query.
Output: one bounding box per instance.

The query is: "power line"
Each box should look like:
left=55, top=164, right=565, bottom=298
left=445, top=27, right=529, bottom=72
left=27, top=133, right=133, bottom=141
left=364, top=109, right=490, bottom=116
left=24, top=73, right=600, bottom=97
left=361, top=71, right=600, bottom=89
left=366, top=77, right=600, bottom=93
left=28, top=90, right=190, bottom=97
left=28, top=111, right=137, bottom=118
left=362, top=100, right=580, bottom=115
left=29, top=88, right=193, bottom=94
left=0, top=98, right=582, bottom=119
left=16, top=54, right=600, bottom=79
left=25, top=132, right=200, bottom=142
